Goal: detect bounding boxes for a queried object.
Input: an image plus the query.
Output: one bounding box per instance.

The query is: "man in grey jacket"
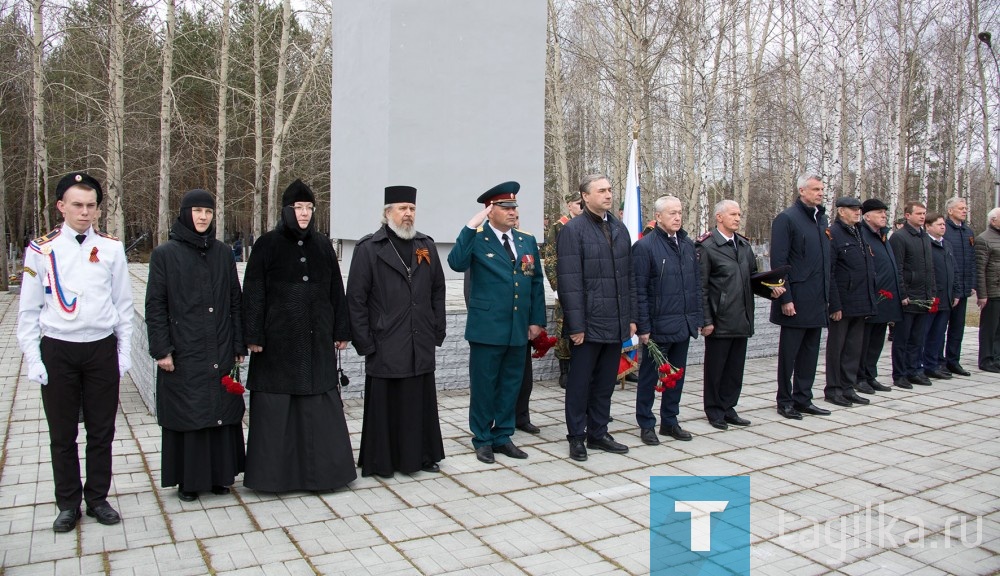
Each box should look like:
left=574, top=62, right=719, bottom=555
left=976, top=207, right=1000, bottom=372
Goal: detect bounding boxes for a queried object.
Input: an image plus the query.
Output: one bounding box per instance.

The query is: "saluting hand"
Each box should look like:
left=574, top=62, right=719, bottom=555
left=467, top=205, right=492, bottom=229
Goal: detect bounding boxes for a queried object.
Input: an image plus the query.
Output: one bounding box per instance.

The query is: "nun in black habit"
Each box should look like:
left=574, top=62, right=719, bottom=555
left=146, top=189, right=247, bottom=501
left=241, top=180, right=356, bottom=492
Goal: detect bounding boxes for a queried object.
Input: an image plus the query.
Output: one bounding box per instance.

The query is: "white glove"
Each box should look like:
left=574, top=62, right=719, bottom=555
left=28, top=361, right=48, bottom=385
left=118, top=353, right=132, bottom=376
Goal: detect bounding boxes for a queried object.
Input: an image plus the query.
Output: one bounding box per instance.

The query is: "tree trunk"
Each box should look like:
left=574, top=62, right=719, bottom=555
left=0, top=128, right=9, bottom=291
left=215, top=0, right=231, bottom=241
left=265, top=0, right=292, bottom=228
left=31, top=0, right=49, bottom=234
left=105, top=0, right=126, bottom=238
left=157, top=0, right=175, bottom=246
left=252, top=0, right=264, bottom=242
left=546, top=0, right=569, bottom=209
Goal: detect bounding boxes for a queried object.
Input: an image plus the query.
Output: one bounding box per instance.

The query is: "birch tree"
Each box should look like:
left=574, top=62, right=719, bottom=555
left=215, top=0, right=231, bottom=241
left=104, top=0, right=125, bottom=237
left=31, top=0, right=48, bottom=233
left=157, top=0, right=175, bottom=245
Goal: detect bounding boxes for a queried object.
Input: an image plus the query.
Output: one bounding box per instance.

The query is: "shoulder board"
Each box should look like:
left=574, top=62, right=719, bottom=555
left=696, top=231, right=713, bottom=243
left=356, top=233, right=375, bottom=246
left=96, top=231, right=121, bottom=241
left=32, top=227, right=62, bottom=245
left=514, top=228, right=534, bottom=237
left=475, top=226, right=484, bottom=233
left=558, top=216, right=570, bottom=225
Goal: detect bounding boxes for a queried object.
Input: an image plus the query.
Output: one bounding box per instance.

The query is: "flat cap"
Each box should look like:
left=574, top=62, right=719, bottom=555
left=861, top=198, right=889, bottom=214
left=835, top=196, right=862, bottom=208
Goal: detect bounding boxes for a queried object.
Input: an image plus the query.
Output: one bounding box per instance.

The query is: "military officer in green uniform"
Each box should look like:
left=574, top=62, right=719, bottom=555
left=543, top=192, right=582, bottom=388
left=448, top=181, right=546, bottom=464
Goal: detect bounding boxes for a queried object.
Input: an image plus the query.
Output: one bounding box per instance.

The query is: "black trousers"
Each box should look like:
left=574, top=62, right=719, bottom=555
left=516, top=347, right=533, bottom=427
left=858, top=322, right=889, bottom=384
left=775, top=326, right=821, bottom=408
left=944, top=297, right=968, bottom=366
left=980, top=298, right=1000, bottom=367
left=565, top=341, right=620, bottom=440
left=39, top=335, right=119, bottom=511
left=824, top=315, right=866, bottom=397
left=892, top=312, right=927, bottom=379
left=703, top=337, right=748, bottom=422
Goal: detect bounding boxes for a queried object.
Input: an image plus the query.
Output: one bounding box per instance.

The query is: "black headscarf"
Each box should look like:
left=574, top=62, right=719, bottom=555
left=278, top=179, right=316, bottom=241
left=172, top=189, right=216, bottom=250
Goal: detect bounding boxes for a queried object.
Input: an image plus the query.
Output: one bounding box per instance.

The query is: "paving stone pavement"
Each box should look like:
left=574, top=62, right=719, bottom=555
left=0, top=290, right=998, bottom=575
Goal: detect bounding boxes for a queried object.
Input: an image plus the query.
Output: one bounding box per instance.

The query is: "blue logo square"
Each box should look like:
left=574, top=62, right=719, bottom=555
left=650, top=476, right=750, bottom=575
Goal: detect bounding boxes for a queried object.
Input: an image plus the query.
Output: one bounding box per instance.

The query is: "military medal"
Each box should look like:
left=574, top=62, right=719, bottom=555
left=520, top=254, right=535, bottom=276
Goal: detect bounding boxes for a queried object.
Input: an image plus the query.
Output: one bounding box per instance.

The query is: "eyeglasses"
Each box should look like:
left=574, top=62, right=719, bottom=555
left=293, top=204, right=314, bottom=213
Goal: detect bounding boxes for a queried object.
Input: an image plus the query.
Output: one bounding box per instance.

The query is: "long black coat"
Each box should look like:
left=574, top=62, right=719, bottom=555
left=146, top=221, right=246, bottom=431
left=347, top=226, right=446, bottom=378
left=860, top=222, right=904, bottom=324
left=697, top=230, right=758, bottom=338
left=242, top=223, right=350, bottom=395
left=769, top=199, right=831, bottom=328
left=889, top=223, right=937, bottom=312
left=556, top=209, right=637, bottom=343
left=632, top=227, right=703, bottom=342
left=828, top=219, right=877, bottom=318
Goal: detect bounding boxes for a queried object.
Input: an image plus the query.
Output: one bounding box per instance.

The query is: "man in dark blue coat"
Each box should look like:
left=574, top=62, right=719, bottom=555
left=557, top=174, right=637, bottom=461
left=769, top=174, right=832, bottom=419
left=448, top=182, right=546, bottom=465
left=824, top=197, right=876, bottom=407
left=922, top=213, right=961, bottom=379
left=632, top=195, right=703, bottom=445
left=942, top=197, right=977, bottom=376
left=857, top=199, right=905, bottom=391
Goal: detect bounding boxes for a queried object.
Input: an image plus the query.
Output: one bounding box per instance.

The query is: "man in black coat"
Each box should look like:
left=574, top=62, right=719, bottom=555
left=942, top=197, right=977, bottom=376
left=888, top=201, right=937, bottom=388
left=557, top=174, right=637, bottom=461
left=348, top=186, right=447, bottom=477
left=698, top=200, right=784, bottom=430
left=769, top=174, right=832, bottom=420
left=857, top=199, right=905, bottom=391
left=921, top=213, right=961, bottom=379
left=824, top=197, right=877, bottom=407
left=632, top=195, right=703, bottom=445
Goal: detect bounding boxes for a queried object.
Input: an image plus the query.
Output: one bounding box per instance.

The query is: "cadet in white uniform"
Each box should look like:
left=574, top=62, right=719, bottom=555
left=16, top=172, right=134, bottom=533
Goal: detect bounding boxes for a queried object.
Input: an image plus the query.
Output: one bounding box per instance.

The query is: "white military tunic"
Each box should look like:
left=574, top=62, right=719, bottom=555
left=17, top=224, right=134, bottom=376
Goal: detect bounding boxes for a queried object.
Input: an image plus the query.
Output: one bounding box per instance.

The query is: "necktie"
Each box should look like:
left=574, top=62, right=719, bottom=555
left=76, top=234, right=86, bottom=245
left=503, top=234, right=515, bottom=262
left=729, top=239, right=738, bottom=257
left=669, top=236, right=678, bottom=249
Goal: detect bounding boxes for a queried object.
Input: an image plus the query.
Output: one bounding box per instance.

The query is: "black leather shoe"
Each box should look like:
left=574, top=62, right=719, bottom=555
left=824, top=395, right=852, bottom=407
left=946, top=363, right=971, bottom=377
left=494, top=442, right=528, bottom=459
left=893, top=377, right=913, bottom=389
left=724, top=414, right=750, bottom=426
left=868, top=380, right=892, bottom=392
left=516, top=422, right=540, bottom=434
left=640, top=427, right=660, bottom=444
left=475, top=445, right=495, bottom=464
left=86, top=503, right=121, bottom=525
left=795, top=403, right=832, bottom=416
left=587, top=433, right=629, bottom=453
left=568, top=438, right=588, bottom=461
left=53, top=508, right=81, bottom=533
left=421, top=462, right=441, bottom=473
left=855, top=381, right=876, bottom=394
left=843, top=391, right=870, bottom=405
left=925, top=369, right=952, bottom=379
left=708, top=420, right=728, bottom=430
left=178, top=487, right=198, bottom=501
left=211, top=485, right=230, bottom=495
left=980, top=362, right=1000, bottom=373
left=659, top=424, right=693, bottom=441
left=908, top=374, right=932, bottom=386
left=777, top=405, right=802, bottom=420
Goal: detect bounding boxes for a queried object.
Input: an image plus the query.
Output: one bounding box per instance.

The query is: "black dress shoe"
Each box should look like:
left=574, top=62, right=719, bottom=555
left=777, top=405, right=803, bottom=420
left=925, top=369, right=952, bottom=379
left=980, top=362, right=1000, bottom=373
left=494, top=442, right=528, bottom=459
left=855, top=381, right=876, bottom=394
left=211, top=485, right=230, bottom=495
left=53, top=508, right=81, bottom=533
left=868, top=380, right=892, bottom=392
left=475, top=445, right=495, bottom=464
left=587, top=433, right=629, bottom=453
left=824, top=395, right=852, bottom=407
left=86, top=503, right=121, bottom=525
left=178, top=489, right=198, bottom=502
left=640, top=427, right=660, bottom=445
left=568, top=438, right=588, bottom=461
left=843, top=391, right=870, bottom=405
left=659, top=424, right=692, bottom=441
left=724, top=414, right=750, bottom=426
left=421, top=462, right=441, bottom=473
left=516, top=422, right=540, bottom=434
left=908, top=374, right=932, bottom=386
left=946, top=363, right=971, bottom=377
left=708, top=420, right=728, bottom=430
left=893, top=377, right=913, bottom=389
left=795, top=403, right=832, bottom=416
